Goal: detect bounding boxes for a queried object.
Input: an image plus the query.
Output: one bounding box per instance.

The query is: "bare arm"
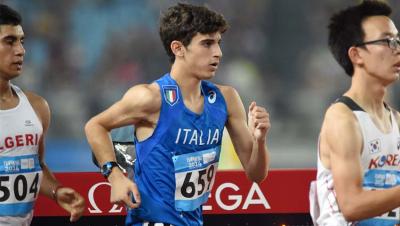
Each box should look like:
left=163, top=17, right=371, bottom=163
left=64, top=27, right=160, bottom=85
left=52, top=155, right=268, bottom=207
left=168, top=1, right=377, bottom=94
left=220, top=86, right=270, bottom=183
left=25, top=92, right=57, bottom=198
left=321, top=103, right=400, bottom=221
left=26, top=92, right=85, bottom=222
left=85, top=83, right=160, bottom=208
left=86, top=84, right=159, bottom=165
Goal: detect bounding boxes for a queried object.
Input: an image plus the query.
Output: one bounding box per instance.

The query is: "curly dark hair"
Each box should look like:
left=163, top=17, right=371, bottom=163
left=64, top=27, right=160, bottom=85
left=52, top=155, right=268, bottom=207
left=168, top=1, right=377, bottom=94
left=328, top=0, right=392, bottom=77
left=159, top=3, right=228, bottom=63
left=0, top=4, right=22, bottom=26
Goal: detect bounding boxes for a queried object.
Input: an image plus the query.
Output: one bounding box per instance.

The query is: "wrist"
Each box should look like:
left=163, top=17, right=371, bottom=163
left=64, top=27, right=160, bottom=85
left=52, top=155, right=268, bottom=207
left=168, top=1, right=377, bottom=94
left=252, top=135, right=265, bottom=143
left=107, top=167, right=125, bottom=183
left=51, top=185, right=63, bottom=201
left=101, top=161, right=122, bottom=179
left=257, top=137, right=266, bottom=144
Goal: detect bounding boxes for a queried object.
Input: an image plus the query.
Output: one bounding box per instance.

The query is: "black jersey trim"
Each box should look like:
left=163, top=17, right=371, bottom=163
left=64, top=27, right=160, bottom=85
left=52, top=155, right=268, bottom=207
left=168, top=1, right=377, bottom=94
left=335, top=96, right=365, bottom=112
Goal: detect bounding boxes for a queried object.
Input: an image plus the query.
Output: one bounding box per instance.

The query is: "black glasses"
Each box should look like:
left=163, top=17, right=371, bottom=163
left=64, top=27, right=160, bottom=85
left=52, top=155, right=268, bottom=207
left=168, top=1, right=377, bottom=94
left=355, top=37, right=400, bottom=51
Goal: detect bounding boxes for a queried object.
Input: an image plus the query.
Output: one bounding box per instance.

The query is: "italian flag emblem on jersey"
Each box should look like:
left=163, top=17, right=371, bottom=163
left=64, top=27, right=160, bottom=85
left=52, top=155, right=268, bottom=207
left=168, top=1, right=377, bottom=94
left=163, top=85, right=179, bottom=106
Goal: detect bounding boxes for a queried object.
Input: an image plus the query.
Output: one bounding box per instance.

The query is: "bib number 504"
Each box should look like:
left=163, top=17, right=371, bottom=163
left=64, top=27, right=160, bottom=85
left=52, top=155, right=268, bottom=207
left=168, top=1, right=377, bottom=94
left=0, top=173, right=39, bottom=202
left=181, top=165, right=215, bottom=198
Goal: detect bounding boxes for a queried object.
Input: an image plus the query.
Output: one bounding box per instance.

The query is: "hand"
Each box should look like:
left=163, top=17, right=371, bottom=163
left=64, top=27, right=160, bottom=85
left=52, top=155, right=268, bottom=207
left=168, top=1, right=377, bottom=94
left=248, top=101, right=271, bottom=142
left=108, top=169, right=141, bottom=209
left=55, top=187, right=86, bottom=222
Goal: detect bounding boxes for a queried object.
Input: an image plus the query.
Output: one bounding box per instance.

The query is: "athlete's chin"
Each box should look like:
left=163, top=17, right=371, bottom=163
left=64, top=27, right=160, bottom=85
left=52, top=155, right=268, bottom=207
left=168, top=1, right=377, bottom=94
left=5, top=71, right=21, bottom=80
left=389, top=71, right=400, bottom=82
left=202, top=71, right=217, bottom=80
left=381, top=75, right=399, bottom=86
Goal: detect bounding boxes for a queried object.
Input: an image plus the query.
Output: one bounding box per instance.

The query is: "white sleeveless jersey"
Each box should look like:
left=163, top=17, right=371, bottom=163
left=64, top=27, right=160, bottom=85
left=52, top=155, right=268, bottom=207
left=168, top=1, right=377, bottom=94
left=0, top=84, right=43, bottom=225
left=310, top=97, right=400, bottom=226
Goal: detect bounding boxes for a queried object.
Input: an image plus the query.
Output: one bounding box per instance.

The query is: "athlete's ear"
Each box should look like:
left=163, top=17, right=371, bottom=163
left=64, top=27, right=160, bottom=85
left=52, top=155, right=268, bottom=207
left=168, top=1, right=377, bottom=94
left=171, top=40, right=185, bottom=58
left=348, top=46, right=364, bottom=66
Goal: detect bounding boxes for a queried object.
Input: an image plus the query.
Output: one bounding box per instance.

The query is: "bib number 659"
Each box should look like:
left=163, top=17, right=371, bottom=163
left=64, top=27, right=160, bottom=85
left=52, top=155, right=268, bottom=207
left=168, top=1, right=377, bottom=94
left=181, top=164, right=215, bottom=199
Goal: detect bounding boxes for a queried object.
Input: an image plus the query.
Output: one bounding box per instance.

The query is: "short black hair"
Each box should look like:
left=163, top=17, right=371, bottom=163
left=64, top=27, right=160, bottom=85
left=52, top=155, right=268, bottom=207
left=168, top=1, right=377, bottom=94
left=0, top=4, right=22, bottom=26
left=328, top=0, right=392, bottom=76
left=159, top=3, right=228, bottom=63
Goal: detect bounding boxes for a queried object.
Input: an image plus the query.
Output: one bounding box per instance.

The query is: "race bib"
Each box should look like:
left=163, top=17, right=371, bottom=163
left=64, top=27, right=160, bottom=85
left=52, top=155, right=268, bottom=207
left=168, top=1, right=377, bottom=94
left=172, top=147, right=220, bottom=211
left=0, top=154, right=43, bottom=216
left=359, top=169, right=400, bottom=225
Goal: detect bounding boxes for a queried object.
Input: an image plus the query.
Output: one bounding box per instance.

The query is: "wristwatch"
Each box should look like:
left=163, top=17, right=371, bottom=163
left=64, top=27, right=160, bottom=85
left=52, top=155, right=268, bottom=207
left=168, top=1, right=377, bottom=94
left=101, top=161, right=119, bottom=178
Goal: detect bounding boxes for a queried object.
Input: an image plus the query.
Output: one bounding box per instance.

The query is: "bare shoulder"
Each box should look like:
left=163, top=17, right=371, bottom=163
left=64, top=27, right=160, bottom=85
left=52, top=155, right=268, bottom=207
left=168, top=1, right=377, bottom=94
left=321, top=102, right=361, bottom=139
left=215, top=84, right=243, bottom=115
left=321, top=102, right=361, bottom=147
left=24, top=91, right=50, bottom=118
left=215, top=84, right=238, bottom=98
left=122, top=83, right=161, bottom=113
left=215, top=84, right=241, bottom=106
left=325, top=102, right=358, bottom=124
left=24, top=91, right=49, bottom=110
left=319, top=102, right=362, bottom=168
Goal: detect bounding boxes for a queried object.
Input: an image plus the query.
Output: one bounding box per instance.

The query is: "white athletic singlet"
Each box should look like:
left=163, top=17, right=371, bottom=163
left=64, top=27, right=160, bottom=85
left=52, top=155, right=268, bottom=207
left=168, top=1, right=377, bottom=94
left=310, top=96, right=400, bottom=226
left=0, top=84, right=43, bottom=226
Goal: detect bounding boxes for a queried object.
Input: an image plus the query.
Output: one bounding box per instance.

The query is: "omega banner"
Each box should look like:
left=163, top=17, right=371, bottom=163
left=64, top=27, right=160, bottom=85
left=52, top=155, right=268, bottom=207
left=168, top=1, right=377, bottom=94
left=32, top=170, right=316, bottom=226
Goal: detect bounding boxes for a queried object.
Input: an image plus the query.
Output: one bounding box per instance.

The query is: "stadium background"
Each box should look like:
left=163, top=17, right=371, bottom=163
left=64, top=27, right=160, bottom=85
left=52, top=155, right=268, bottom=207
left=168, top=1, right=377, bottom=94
left=1, top=0, right=400, bottom=225
left=3, top=0, right=399, bottom=171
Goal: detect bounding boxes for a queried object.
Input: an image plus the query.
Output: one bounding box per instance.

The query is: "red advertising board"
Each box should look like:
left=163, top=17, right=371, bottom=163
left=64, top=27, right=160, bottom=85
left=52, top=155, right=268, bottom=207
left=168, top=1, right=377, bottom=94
left=34, top=169, right=316, bottom=216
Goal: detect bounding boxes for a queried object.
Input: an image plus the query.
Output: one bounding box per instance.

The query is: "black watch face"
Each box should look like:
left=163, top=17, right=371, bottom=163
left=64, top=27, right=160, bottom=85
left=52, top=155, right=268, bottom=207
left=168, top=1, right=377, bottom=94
left=101, top=165, right=107, bottom=174
left=101, top=168, right=108, bottom=176
left=101, top=162, right=115, bottom=177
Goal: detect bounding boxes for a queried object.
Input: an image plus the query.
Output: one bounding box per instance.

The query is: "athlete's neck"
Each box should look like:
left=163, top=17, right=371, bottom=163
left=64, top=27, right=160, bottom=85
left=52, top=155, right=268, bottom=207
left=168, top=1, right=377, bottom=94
left=0, top=79, right=14, bottom=100
left=170, top=64, right=204, bottom=114
left=346, top=72, right=388, bottom=117
left=170, top=64, right=202, bottom=101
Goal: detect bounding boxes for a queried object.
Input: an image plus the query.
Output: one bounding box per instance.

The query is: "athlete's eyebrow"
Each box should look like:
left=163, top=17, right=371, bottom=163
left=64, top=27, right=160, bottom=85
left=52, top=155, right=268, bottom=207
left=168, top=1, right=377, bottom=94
left=380, top=32, right=399, bottom=38
left=2, top=34, right=24, bottom=42
left=200, top=38, right=216, bottom=43
left=199, top=37, right=222, bottom=45
left=2, top=35, right=17, bottom=40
